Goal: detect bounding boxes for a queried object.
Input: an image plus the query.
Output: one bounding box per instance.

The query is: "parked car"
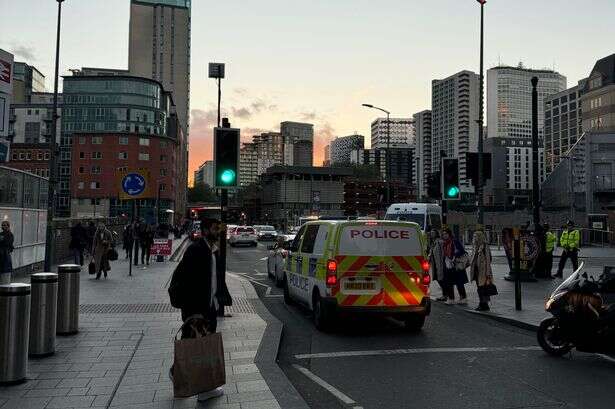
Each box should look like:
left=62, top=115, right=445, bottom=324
left=226, top=225, right=238, bottom=240
left=229, top=226, right=258, bottom=247
left=267, top=236, right=292, bottom=286
left=254, top=225, right=278, bottom=241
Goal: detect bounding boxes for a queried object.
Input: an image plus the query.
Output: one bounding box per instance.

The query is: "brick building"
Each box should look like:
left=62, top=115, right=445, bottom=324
left=8, top=144, right=50, bottom=178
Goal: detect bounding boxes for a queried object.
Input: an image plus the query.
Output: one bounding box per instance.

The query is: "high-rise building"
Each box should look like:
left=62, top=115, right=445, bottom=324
left=431, top=70, right=480, bottom=188
left=239, top=142, right=258, bottom=186
left=254, top=132, right=283, bottom=175
left=544, top=79, right=585, bottom=175
left=330, top=134, right=364, bottom=164
left=370, top=118, right=414, bottom=149
left=129, top=0, right=191, bottom=140
left=62, top=73, right=184, bottom=219
left=0, top=49, right=14, bottom=145
left=350, top=147, right=416, bottom=186
left=581, top=54, right=615, bottom=133
left=487, top=64, right=566, bottom=141
left=11, top=61, right=45, bottom=104
left=194, top=160, right=214, bottom=187
left=323, top=144, right=331, bottom=166
left=281, top=121, right=313, bottom=166
left=413, top=110, right=432, bottom=198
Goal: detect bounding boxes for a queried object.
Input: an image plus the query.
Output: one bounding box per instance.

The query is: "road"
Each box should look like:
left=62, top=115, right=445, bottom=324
left=226, top=242, right=615, bottom=409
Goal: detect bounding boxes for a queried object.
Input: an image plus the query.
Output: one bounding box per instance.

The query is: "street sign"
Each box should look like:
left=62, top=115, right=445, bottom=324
left=118, top=170, right=152, bottom=200
left=208, top=63, right=225, bottom=79
left=150, top=239, right=172, bottom=256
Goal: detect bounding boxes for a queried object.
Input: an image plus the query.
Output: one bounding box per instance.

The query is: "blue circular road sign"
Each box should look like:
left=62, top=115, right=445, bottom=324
left=122, top=173, right=146, bottom=196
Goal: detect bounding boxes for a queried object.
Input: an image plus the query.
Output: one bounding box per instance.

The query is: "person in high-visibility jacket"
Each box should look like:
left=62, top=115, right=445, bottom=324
left=555, top=220, right=580, bottom=278
left=544, top=223, right=557, bottom=278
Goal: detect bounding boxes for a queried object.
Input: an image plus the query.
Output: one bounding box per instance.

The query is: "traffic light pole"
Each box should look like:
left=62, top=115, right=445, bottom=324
left=476, top=0, right=486, bottom=226
left=218, top=188, right=228, bottom=317
left=531, top=77, right=540, bottom=228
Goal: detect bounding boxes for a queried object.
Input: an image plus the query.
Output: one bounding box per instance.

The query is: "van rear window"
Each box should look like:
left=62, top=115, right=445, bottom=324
left=384, top=213, right=425, bottom=229
left=338, top=225, right=422, bottom=256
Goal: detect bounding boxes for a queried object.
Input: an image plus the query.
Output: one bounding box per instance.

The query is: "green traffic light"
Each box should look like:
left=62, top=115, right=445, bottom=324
left=220, top=169, right=236, bottom=185
left=447, top=186, right=460, bottom=198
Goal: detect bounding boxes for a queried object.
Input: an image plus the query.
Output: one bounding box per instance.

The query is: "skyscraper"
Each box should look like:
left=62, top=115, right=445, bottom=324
left=413, top=110, right=432, bottom=198
left=330, top=134, right=364, bottom=164
left=431, top=70, right=480, bottom=188
left=280, top=121, right=313, bottom=166
left=129, top=0, right=191, bottom=139
left=370, top=118, right=414, bottom=149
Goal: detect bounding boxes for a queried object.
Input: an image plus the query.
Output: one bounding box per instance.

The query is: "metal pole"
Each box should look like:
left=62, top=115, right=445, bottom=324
left=129, top=200, right=134, bottom=277
left=44, top=0, right=64, bottom=272
left=531, top=77, right=540, bottom=227
left=513, top=229, right=522, bottom=310
left=386, top=112, right=391, bottom=207
left=477, top=0, right=485, bottom=226
left=569, top=156, right=574, bottom=220
left=217, top=78, right=221, bottom=128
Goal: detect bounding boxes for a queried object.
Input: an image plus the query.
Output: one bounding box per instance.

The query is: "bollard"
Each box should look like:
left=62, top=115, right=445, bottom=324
left=56, top=264, right=81, bottom=335
left=0, top=283, right=31, bottom=384
left=29, top=273, right=58, bottom=356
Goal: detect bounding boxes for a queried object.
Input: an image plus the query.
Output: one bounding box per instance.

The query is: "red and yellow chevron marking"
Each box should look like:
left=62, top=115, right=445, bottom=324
left=333, top=255, right=429, bottom=308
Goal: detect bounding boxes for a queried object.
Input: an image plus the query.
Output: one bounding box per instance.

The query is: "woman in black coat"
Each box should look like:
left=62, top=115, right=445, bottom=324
left=0, top=221, right=15, bottom=284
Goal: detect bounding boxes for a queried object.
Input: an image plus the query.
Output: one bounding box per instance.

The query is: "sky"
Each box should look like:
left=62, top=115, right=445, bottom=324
left=2, top=0, right=615, bottom=180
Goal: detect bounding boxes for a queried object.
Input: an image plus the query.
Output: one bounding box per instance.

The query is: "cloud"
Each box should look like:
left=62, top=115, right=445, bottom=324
left=300, top=111, right=317, bottom=121
left=233, top=87, right=249, bottom=96
left=232, top=107, right=252, bottom=119
left=10, top=44, right=36, bottom=61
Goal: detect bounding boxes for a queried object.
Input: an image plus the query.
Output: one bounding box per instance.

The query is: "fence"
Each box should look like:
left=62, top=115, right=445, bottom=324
left=460, top=227, right=615, bottom=248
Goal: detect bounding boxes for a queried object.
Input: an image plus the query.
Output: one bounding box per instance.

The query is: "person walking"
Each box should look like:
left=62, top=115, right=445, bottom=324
left=544, top=223, right=557, bottom=278
left=442, top=228, right=468, bottom=305
left=69, top=221, right=87, bottom=266
left=91, top=223, right=113, bottom=279
left=554, top=220, right=580, bottom=278
left=122, top=223, right=134, bottom=260
left=470, top=230, right=494, bottom=311
left=428, top=229, right=447, bottom=301
left=86, top=221, right=97, bottom=258
left=168, top=218, right=225, bottom=401
left=133, top=220, right=142, bottom=266
left=0, top=221, right=15, bottom=284
left=140, top=223, right=154, bottom=266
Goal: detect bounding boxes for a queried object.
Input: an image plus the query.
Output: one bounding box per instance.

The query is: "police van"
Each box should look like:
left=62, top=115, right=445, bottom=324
left=283, top=220, right=431, bottom=331
left=385, top=203, right=442, bottom=233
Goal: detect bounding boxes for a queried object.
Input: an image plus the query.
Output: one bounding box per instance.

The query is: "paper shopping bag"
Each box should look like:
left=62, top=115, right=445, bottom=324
left=172, top=330, right=226, bottom=398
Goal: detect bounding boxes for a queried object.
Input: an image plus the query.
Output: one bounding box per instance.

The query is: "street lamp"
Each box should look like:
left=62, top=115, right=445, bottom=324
left=476, top=0, right=486, bottom=227
left=362, top=103, right=391, bottom=207
left=44, top=0, right=65, bottom=272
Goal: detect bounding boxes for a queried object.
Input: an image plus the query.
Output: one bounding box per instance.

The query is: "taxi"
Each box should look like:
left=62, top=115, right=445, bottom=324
left=283, top=220, right=431, bottom=331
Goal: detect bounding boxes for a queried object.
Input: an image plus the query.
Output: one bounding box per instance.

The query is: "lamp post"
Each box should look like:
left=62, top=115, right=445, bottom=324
left=44, top=0, right=65, bottom=272
left=362, top=104, right=391, bottom=207
left=476, top=0, right=486, bottom=226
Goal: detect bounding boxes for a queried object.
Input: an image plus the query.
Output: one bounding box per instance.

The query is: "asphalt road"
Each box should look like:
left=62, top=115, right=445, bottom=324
left=227, top=242, right=615, bottom=409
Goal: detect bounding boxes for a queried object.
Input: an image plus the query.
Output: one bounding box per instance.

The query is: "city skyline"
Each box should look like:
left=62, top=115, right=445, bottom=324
left=3, top=0, right=615, bottom=178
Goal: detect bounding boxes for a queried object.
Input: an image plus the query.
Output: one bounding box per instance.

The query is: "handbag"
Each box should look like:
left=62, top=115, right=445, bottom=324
left=478, top=279, right=499, bottom=297
left=454, top=253, right=470, bottom=271
left=88, top=261, right=96, bottom=275
left=171, top=320, right=226, bottom=398
left=107, top=248, right=119, bottom=261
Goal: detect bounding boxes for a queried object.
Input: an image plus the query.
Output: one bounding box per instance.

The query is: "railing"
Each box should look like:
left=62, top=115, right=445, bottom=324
left=461, top=227, right=615, bottom=248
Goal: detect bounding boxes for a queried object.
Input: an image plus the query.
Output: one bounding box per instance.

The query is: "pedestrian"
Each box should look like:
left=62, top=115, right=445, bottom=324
left=69, top=221, right=87, bottom=266
left=470, top=230, right=494, bottom=311
left=0, top=221, right=15, bottom=284
left=442, top=228, right=468, bottom=305
left=123, top=223, right=135, bottom=260
left=544, top=223, right=557, bottom=278
left=168, top=218, right=224, bottom=401
left=211, top=228, right=232, bottom=317
left=140, top=223, right=154, bottom=266
left=428, top=229, right=447, bottom=302
left=554, top=220, right=580, bottom=278
left=133, top=220, right=142, bottom=266
left=91, top=223, right=113, bottom=279
left=86, top=221, right=97, bottom=258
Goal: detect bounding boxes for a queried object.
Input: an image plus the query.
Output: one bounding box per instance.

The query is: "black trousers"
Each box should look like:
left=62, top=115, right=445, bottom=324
left=141, top=244, right=151, bottom=264
left=557, top=249, right=579, bottom=276
left=133, top=241, right=140, bottom=265
left=545, top=251, right=554, bottom=277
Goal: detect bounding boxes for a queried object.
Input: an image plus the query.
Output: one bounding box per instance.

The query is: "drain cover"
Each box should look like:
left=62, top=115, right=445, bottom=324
left=80, top=298, right=255, bottom=314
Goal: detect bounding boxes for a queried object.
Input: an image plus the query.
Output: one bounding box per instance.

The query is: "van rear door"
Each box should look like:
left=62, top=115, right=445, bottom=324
left=334, top=222, right=429, bottom=307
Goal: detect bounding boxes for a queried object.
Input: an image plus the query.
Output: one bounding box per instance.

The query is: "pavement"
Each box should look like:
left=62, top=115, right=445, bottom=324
left=0, top=237, right=305, bottom=409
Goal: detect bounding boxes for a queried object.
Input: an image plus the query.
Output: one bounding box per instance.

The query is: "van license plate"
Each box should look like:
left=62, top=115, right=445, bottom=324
left=344, top=281, right=376, bottom=292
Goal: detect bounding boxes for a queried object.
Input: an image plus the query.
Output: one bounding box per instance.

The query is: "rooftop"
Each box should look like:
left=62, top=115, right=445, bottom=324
left=132, top=0, right=190, bottom=9
left=265, top=165, right=353, bottom=176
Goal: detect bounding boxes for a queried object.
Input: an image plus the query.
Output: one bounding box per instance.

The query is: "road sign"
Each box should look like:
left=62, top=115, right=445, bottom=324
left=150, top=239, right=172, bottom=256
left=118, top=170, right=152, bottom=200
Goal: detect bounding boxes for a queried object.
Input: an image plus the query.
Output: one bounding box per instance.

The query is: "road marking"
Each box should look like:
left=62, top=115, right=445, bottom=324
left=259, top=257, right=268, bottom=261
left=295, top=346, right=541, bottom=360
left=598, top=354, right=615, bottom=364
left=265, top=287, right=284, bottom=298
left=292, top=364, right=358, bottom=406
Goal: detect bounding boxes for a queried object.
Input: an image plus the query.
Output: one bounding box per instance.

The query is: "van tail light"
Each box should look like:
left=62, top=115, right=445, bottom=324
left=422, top=274, right=431, bottom=285
left=326, top=259, right=338, bottom=287
left=421, top=260, right=430, bottom=273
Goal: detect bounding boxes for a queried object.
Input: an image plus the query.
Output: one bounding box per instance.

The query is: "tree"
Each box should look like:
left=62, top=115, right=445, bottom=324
left=187, top=184, right=217, bottom=203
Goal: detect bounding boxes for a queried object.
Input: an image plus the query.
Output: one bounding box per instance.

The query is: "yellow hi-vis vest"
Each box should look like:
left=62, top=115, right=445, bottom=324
left=546, top=232, right=557, bottom=252
left=560, top=229, right=580, bottom=250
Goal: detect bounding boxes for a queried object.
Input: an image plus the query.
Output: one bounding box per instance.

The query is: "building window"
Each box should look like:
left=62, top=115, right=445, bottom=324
left=119, top=136, right=129, bottom=145
left=90, top=198, right=101, bottom=205
left=139, top=153, right=150, bottom=161
left=37, top=152, right=43, bottom=160
left=79, top=136, right=86, bottom=144
left=118, top=152, right=128, bottom=160
left=160, top=154, right=167, bottom=162
left=44, top=152, right=50, bottom=160
left=160, top=168, right=167, bottom=176
left=58, top=197, right=69, bottom=207
left=90, top=181, right=100, bottom=190
left=117, top=166, right=128, bottom=172
left=79, top=152, right=85, bottom=159
left=160, top=140, right=168, bottom=148
left=60, top=166, right=70, bottom=176
left=79, top=166, right=85, bottom=174
left=139, top=137, right=150, bottom=146
left=92, top=152, right=103, bottom=159
left=159, top=183, right=166, bottom=192
left=11, top=153, right=17, bottom=161
left=91, top=166, right=102, bottom=174
left=78, top=182, right=84, bottom=190
left=92, top=136, right=103, bottom=144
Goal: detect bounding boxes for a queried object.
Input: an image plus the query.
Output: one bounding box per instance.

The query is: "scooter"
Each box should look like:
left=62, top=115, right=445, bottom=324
left=537, top=263, right=615, bottom=356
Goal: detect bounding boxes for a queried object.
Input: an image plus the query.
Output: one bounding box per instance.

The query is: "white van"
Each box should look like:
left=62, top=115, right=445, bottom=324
left=384, top=203, right=442, bottom=232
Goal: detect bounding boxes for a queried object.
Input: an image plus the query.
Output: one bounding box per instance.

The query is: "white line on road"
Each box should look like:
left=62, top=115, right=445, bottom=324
left=265, top=287, right=284, bottom=298
left=259, top=257, right=268, bottom=261
left=295, top=346, right=541, bottom=360
left=292, top=364, right=358, bottom=406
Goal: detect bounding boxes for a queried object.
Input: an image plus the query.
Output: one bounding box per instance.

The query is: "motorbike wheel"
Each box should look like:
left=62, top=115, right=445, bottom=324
left=537, top=317, right=573, bottom=357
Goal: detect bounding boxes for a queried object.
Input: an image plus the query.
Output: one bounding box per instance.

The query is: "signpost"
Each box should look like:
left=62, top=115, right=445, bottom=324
left=150, top=239, right=172, bottom=257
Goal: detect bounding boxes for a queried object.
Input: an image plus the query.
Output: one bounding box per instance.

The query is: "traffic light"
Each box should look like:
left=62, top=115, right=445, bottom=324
left=441, top=158, right=460, bottom=200
left=214, top=127, right=240, bottom=188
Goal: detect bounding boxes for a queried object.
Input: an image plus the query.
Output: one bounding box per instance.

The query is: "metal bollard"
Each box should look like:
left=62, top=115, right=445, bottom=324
left=56, top=264, right=81, bottom=335
left=29, top=273, right=58, bottom=356
left=0, top=283, right=31, bottom=384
